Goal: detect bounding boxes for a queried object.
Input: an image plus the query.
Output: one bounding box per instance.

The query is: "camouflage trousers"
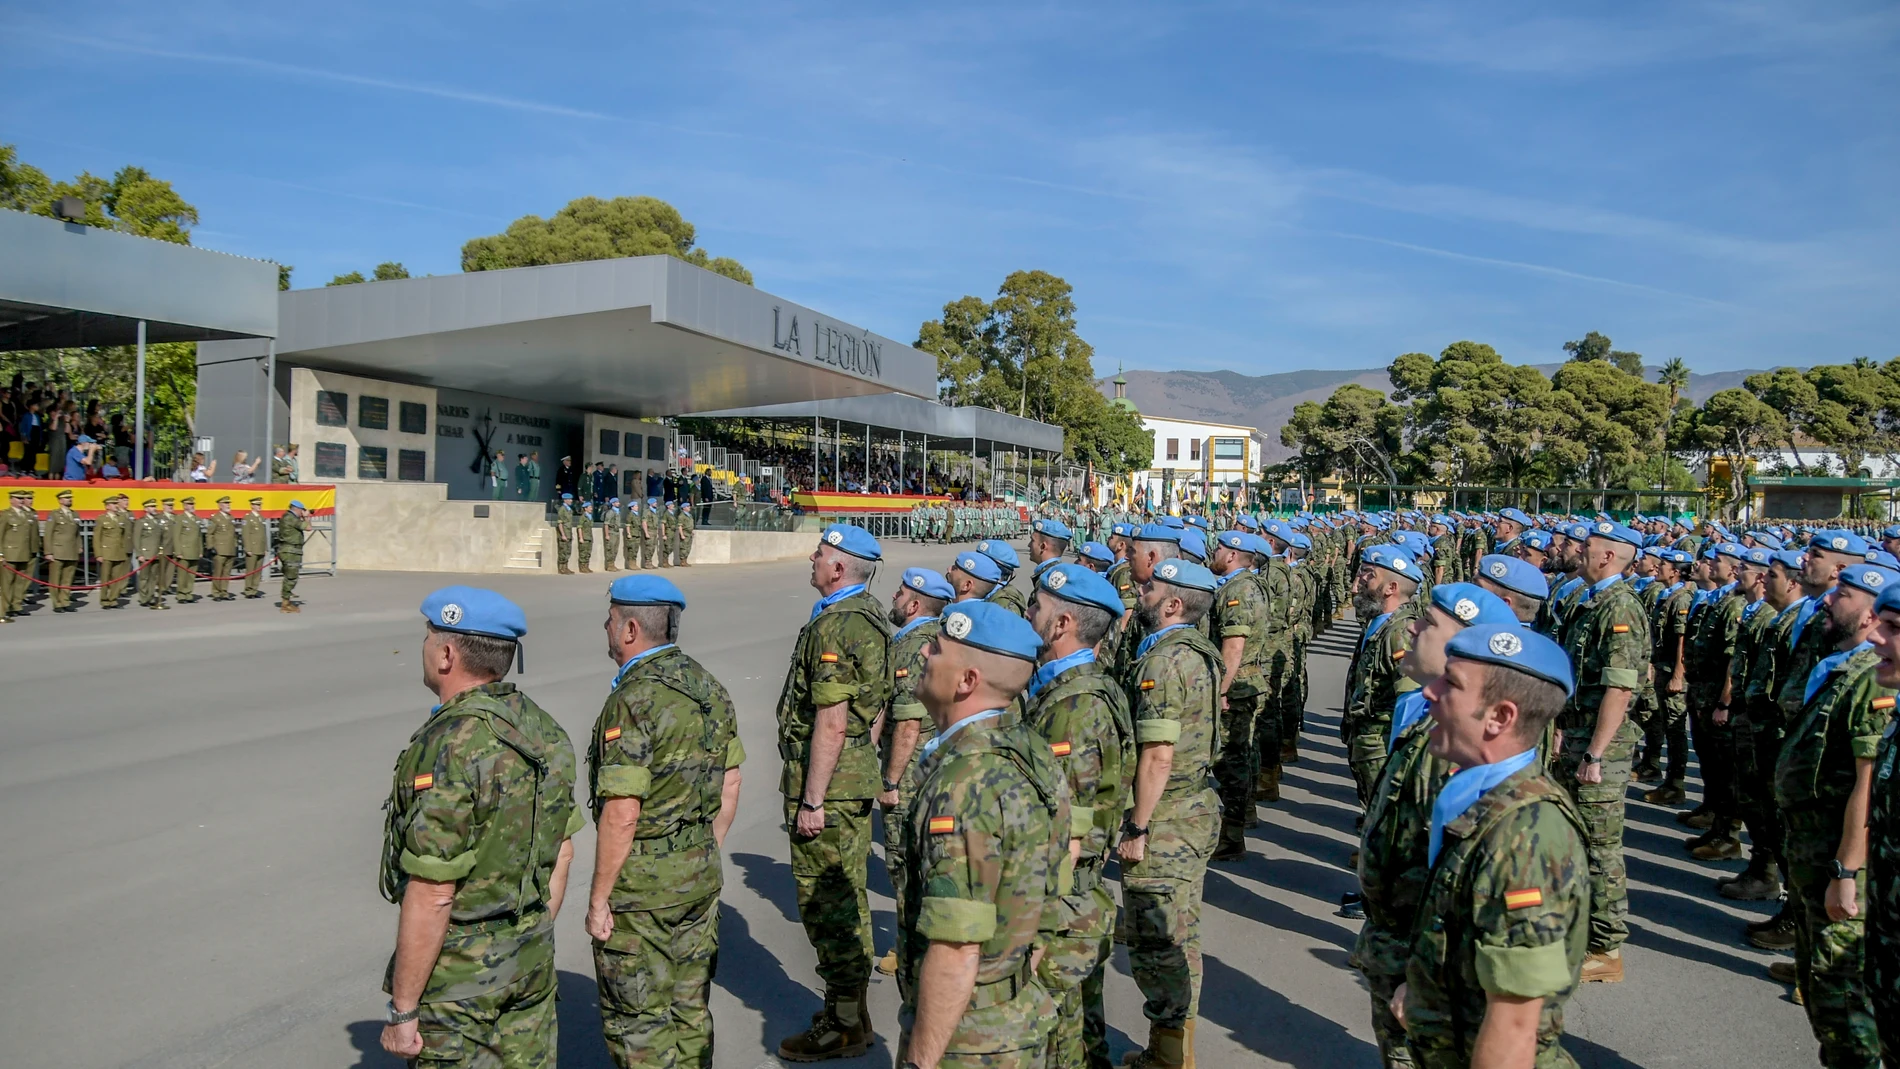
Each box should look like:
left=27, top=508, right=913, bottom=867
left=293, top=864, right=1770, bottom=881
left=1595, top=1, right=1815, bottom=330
left=1282, top=641, right=1309, bottom=744
left=593, top=893, right=720, bottom=1069
left=1785, top=807, right=1881, bottom=1069
left=1214, top=694, right=1263, bottom=847
left=786, top=797, right=874, bottom=993
left=1039, top=880, right=1116, bottom=1069
left=100, top=558, right=129, bottom=604
left=410, top=989, right=557, bottom=1068
left=1346, top=731, right=1391, bottom=810
left=641, top=537, right=656, bottom=569
left=1356, top=939, right=1414, bottom=1068
left=1120, top=794, right=1218, bottom=1028
left=1640, top=689, right=1690, bottom=784
left=1688, top=691, right=1738, bottom=820
left=1732, top=713, right=1784, bottom=863
left=878, top=798, right=914, bottom=939
left=279, top=558, right=300, bottom=604
left=577, top=531, right=593, bottom=569
left=1553, top=721, right=1638, bottom=953
left=556, top=535, right=571, bottom=569
left=624, top=539, right=643, bottom=570
left=679, top=530, right=693, bottom=564
left=392, top=918, right=558, bottom=1068
left=602, top=530, right=620, bottom=568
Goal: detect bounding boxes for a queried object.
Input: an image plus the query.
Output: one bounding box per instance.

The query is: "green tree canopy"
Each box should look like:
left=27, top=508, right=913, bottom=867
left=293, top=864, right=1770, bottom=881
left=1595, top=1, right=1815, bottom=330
left=326, top=262, right=411, bottom=287
left=1, top=144, right=199, bottom=244
left=1548, top=359, right=1671, bottom=491
left=1280, top=383, right=1404, bottom=484
left=460, top=195, right=752, bottom=284
left=1389, top=340, right=1567, bottom=486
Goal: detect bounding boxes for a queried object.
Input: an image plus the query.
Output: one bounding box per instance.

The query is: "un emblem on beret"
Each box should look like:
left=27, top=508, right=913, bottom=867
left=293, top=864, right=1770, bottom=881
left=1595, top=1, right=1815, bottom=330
left=825, top=529, right=844, bottom=546
left=1488, top=560, right=1509, bottom=579
left=1392, top=557, right=1408, bottom=570
left=1597, top=522, right=1612, bottom=534
left=944, top=611, right=973, bottom=639
left=1047, top=570, right=1069, bottom=590
left=979, top=541, right=994, bottom=553
left=1869, top=572, right=1886, bottom=588
left=1159, top=563, right=1179, bottom=580
left=1453, top=598, right=1479, bottom=622
left=909, top=573, right=926, bottom=589
left=1832, top=536, right=1848, bottom=550
left=1489, top=631, right=1523, bottom=656
left=440, top=603, right=463, bottom=627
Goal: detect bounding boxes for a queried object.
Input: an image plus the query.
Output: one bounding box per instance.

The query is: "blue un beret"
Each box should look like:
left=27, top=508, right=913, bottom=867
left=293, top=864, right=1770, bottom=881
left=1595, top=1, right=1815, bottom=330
left=608, top=574, right=687, bottom=608
left=938, top=599, right=1043, bottom=662
left=1036, top=563, right=1124, bottom=616
left=1236, top=514, right=1261, bottom=531
left=954, top=551, right=1004, bottom=585
left=1136, top=523, right=1184, bottom=545
left=422, top=585, right=527, bottom=640
left=1362, top=545, right=1419, bottom=580
left=1812, top=530, right=1870, bottom=557
left=1216, top=530, right=1250, bottom=553
left=819, top=523, right=882, bottom=561
left=1884, top=524, right=1900, bottom=541
left=1429, top=583, right=1520, bottom=629
left=288, top=499, right=307, bottom=510
left=898, top=567, right=956, bottom=602
left=1876, top=584, right=1900, bottom=616
left=1770, top=549, right=1805, bottom=571
left=1287, top=531, right=1312, bottom=551
left=1716, top=541, right=1746, bottom=560
left=1178, top=528, right=1208, bottom=561
left=1183, top=515, right=1210, bottom=531
left=1111, top=522, right=1140, bottom=539
left=1664, top=549, right=1693, bottom=566
left=1446, top=624, right=1575, bottom=696
left=1032, top=517, right=1072, bottom=541
left=1837, top=563, right=1900, bottom=598
left=1741, top=547, right=1772, bottom=567
left=1077, top=541, right=1116, bottom=566
left=1586, top=520, right=1643, bottom=548
left=976, top=539, right=1020, bottom=572
left=1150, top=557, right=1218, bottom=592
left=1518, top=529, right=1553, bottom=552
left=1499, top=507, right=1534, bottom=527
left=1478, top=554, right=1549, bottom=600
left=1868, top=549, right=1900, bottom=570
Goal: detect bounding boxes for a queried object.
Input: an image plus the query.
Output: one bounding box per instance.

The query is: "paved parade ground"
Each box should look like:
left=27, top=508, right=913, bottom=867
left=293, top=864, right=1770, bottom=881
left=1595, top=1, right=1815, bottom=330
left=1, top=540, right=1818, bottom=1068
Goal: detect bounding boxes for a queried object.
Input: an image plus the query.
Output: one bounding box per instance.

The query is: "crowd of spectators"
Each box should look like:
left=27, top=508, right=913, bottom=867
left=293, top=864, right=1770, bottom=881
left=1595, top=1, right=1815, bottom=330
left=0, top=377, right=155, bottom=479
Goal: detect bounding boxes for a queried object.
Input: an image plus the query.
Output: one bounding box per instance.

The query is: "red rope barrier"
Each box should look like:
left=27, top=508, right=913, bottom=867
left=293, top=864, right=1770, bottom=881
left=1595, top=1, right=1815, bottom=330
left=0, top=555, right=157, bottom=592
left=164, top=555, right=281, bottom=581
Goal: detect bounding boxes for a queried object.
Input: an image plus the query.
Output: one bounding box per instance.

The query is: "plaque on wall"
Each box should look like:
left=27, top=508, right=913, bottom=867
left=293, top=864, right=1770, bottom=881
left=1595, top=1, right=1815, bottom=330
left=316, top=391, right=348, bottom=427
left=359, top=396, right=389, bottom=430
left=314, top=441, right=347, bottom=479
left=358, top=446, right=388, bottom=480
left=398, top=449, right=427, bottom=481
left=399, top=401, right=429, bottom=435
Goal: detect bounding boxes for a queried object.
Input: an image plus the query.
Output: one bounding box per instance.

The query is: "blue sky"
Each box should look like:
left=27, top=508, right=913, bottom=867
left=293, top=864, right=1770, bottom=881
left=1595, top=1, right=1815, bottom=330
left=4, top=1, right=1896, bottom=376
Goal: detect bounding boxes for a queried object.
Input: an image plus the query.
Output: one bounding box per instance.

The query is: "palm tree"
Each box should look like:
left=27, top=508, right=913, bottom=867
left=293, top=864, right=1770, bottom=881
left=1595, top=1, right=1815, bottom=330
left=1658, top=357, right=1690, bottom=409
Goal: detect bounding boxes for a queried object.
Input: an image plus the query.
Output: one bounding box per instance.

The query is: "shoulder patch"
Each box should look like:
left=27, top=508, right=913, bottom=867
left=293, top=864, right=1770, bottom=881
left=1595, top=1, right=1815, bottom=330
left=1392, top=648, right=1406, bottom=660
left=1502, top=887, right=1544, bottom=910
left=893, top=667, right=909, bottom=678
left=1226, top=599, right=1241, bottom=607
left=1050, top=740, right=1072, bottom=757
left=1874, top=696, right=1896, bottom=711
left=411, top=773, right=434, bottom=791
left=1139, top=679, right=1157, bottom=691
left=1612, top=624, right=1631, bottom=633
left=603, top=726, right=622, bottom=742
left=819, top=652, right=840, bottom=663
left=927, top=815, right=956, bottom=835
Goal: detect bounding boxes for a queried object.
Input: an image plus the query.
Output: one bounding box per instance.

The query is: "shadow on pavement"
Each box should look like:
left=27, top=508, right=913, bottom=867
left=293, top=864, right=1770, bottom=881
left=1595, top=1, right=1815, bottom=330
left=716, top=907, right=821, bottom=1058
left=730, top=851, right=802, bottom=926
left=1199, top=951, right=1379, bottom=1068
left=1204, top=869, right=1357, bottom=950
left=345, top=1020, right=404, bottom=1068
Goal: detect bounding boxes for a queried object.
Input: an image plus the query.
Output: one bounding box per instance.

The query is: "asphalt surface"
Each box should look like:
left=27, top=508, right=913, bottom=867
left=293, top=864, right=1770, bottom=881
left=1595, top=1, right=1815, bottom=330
left=0, top=540, right=1816, bottom=1068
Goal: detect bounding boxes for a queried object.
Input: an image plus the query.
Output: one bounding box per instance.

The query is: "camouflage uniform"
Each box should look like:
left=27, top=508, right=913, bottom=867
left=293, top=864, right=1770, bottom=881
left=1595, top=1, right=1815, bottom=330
left=895, top=713, right=1068, bottom=1068
left=576, top=507, right=595, bottom=572
left=1866, top=719, right=1900, bottom=1063
left=1727, top=598, right=1781, bottom=871
left=588, top=644, right=743, bottom=1069
left=1123, top=624, right=1222, bottom=1030
left=1357, top=715, right=1453, bottom=1068
left=1343, top=602, right=1423, bottom=807
left=554, top=503, right=573, bottom=572
left=775, top=586, right=892, bottom=1009
left=1022, top=651, right=1135, bottom=1069
left=990, top=579, right=1030, bottom=618
left=275, top=509, right=306, bottom=605
left=1286, top=557, right=1317, bottom=754
left=880, top=616, right=942, bottom=921
left=677, top=506, right=694, bottom=565
left=239, top=506, right=270, bottom=597
left=1773, top=644, right=1892, bottom=1068
left=1401, top=764, right=1590, bottom=1069
left=600, top=505, right=621, bottom=570
left=1210, top=567, right=1273, bottom=851
left=1643, top=582, right=1694, bottom=786
left=378, top=682, right=582, bottom=1067
left=1251, top=554, right=1297, bottom=777
left=1550, top=578, right=1647, bottom=954
left=1685, top=585, right=1744, bottom=827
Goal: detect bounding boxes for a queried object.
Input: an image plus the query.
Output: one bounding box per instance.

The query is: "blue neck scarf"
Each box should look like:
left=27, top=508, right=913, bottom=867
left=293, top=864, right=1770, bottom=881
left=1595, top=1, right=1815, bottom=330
left=920, top=708, right=1004, bottom=762
left=1631, top=576, right=1654, bottom=593
left=1804, top=640, right=1872, bottom=705
left=1360, top=612, right=1394, bottom=650
left=1580, top=574, right=1622, bottom=603
left=1555, top=576, right=1584, bottom=600
left=1027, top=647, right=1096, bottom=702
left=1214, top=569, right=1243, bottom=587
left=1661, top=581, right=1686, bottom=600
left=811, top=583, right=867, bottom=620
left=1430, top=747, right=1538, bottom=865
left=610, top=643, right=677, bottom=690
left=1137, top=623, right=1190, bottom=660
left=1742, top=598, right=1769, bottom=621
left=892, top=614, right=934, bottom=643
left=1790, top=596, right=1820, bottom=649
left=1389, top=690, right=1429, bottom=751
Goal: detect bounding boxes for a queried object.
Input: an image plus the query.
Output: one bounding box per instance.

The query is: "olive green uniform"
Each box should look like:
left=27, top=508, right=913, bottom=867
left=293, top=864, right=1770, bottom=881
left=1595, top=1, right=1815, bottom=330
left=600, top=506, right=621, bottom=570
left=95, top=503, right=133, bottom=607
left=1343, top=602, right=1422, bottom=807
left=554, top=504, right=573, bottom=572
left=378, top=682, right=582, bottom=1067
left=239, top=508, right=270, bottom=597
left=1865, top=719, right=1900, bottom=1062
left=172, top=503, right=204, bottom=600
left=1, top=495, right=42, bottom=618
left=676, top=507, right=694, bottom=566
left=880, top=617, right=941, bottom=927
left=276, top=510, right=306, bottom=605
left=207, top=507, right=238, bottom=598
left=576, top=507, right=595, bottom=572
left=1644, top=582, right=1694, bottom=786
left=588, top=645, right=744, bottom=1069
left=134, top=507, right=169, bottom=609
left=1210, top=567, right=1273, bottom=851
left=46, top=501, right=82, bottom=610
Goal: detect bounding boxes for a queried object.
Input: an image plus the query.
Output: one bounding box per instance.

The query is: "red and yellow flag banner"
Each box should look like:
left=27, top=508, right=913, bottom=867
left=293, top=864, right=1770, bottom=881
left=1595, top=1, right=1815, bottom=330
left=0, top=480, right=335, bottom=519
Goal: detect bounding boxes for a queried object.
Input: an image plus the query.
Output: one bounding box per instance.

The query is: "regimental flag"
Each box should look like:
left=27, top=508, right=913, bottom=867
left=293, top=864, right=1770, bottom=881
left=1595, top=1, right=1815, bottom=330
left=1503, top=887, right=1544, bottom=910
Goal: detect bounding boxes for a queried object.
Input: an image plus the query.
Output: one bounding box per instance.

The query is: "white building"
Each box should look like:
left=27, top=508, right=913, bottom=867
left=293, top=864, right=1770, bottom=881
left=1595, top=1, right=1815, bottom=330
left=1132, top=415, right=1262, bottom=511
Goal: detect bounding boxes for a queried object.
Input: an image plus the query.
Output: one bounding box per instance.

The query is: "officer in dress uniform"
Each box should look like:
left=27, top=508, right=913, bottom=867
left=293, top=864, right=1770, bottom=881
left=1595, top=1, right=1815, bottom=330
left=378, top=587, right=582, bottom=1067
left=2, top=489, right=44, bottom=621
left=172, top=496, right=205, bottom=603
left=240, top=498, right=270, bottom=599
left=207, top=496, right=239, bottom=600
left=46, top=488, right=83, bottom=612
left=134, top=498, right=170, bottom=610
left=585, top=575, right=744, bottom=1068
left=95, top=494, right=133, bottom=609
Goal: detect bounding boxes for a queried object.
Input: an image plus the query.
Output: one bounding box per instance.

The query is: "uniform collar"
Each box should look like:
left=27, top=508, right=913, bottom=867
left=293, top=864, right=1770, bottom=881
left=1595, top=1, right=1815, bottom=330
left=920, top=708, right=1004, bottom=762
left=610, top=643, right=677, bottom=690
left=1027, top=647, right=1096, bottom=702
left=893, top=614, right=935, bottom=642
left=1803, top=640, right=1873, bottom=706
left=1429, top=747, right=1538, bottom=866
left=1136, top=623, right=1190, bottom=659
left=811, top=583, right=868, bottom=620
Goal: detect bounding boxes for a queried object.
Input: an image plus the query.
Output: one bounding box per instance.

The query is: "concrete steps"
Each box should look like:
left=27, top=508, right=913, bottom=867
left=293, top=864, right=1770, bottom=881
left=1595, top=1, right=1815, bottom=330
left=505, top=530, right=546, bottom=571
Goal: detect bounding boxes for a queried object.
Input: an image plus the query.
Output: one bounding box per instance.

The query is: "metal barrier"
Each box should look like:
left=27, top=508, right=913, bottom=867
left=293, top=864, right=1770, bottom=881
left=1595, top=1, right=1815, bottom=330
left=701, top=501, right=799, bottom=532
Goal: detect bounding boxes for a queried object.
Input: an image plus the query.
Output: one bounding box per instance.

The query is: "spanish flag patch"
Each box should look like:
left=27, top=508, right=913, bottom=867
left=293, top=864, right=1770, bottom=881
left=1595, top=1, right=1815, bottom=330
left=1612, top=624, right=1631, bottom=633
left=1051, top=740, right=1072, bottom=757
left=1393, top=648, right=1406, bottom=660
left=1226, top=599, right=1241, bottom=607
left=820, top=652, right=839, bottom=663
left=1139, top=680, right=1157, bottom=691
left=894, top=668, right=909, bottom=679
left=604, top=726, right=622, bottom=742
left=1874, top=696, right=1896, bottom=711
left=928, top=815, right=956, bottom=835
left=412, top=773, right=434, bottom=791
left=1503, top=887, right=1544, bottom=910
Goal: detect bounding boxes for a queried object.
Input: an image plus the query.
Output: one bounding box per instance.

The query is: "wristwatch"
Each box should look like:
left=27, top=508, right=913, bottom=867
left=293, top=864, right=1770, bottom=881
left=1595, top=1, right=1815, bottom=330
left=1122, top=819, right=1149, bottom=839
left=882, top=778, right=902, bottom=794
left=385, top=1000, right=421, bottom=1025
left=799, top=799, right=823, bottom=812
left=1830, top=859, right=1859, bottom=881
left=1581, top=752, right=1602, bottom=766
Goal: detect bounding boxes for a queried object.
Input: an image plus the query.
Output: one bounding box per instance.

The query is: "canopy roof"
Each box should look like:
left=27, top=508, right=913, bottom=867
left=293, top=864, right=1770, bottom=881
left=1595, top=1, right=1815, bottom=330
left=691, top=392, right=1064, bottom=453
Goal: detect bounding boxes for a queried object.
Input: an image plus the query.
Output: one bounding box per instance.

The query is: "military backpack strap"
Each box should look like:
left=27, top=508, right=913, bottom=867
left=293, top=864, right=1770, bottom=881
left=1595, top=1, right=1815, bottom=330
left=645, top=654, right=731, bottom=829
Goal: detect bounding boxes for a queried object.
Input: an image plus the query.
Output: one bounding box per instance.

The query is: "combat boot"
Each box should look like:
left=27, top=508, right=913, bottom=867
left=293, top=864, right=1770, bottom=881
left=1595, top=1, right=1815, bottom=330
left=1281, top=738, right=1299, bottom=764
left=875, top=949, right=897, bottom=976
left=1718, top=858, right=1781, bottom=901
left=777, top=986, right=871, bottom=1062
left=1122, top=1024, right=1186, bottom=1068
left=1767, top=959, right=1798, bottom=985
left=1677, top=803, right=1715, bottom=829
left=1211, top=829, right=1247, bottom=863
left=1748, top=908, right=1797, bottom=950
left=1643, top=782, right=1687, bottom=805
left=1632, top=762, right=1664, bottom=784
left=1689, top=835, right=1742, bottom=861
left=1579, top=949, right=1623, bottom=983
left=1256, top=765, right=1282, bottom=803
left=578, top=563, right=591, bottom=573
left=1746, top=896, right=1793, bottom=934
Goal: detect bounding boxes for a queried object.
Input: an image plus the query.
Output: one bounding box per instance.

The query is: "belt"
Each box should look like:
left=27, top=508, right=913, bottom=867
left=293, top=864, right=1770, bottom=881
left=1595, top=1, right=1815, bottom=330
left=625, top=824, right=715, bottom=855
left=968, top=959, right=1036, bottom=1009
left=446, top=905, right=547, bottom=934
left=778, top=733, right=874, bottom=760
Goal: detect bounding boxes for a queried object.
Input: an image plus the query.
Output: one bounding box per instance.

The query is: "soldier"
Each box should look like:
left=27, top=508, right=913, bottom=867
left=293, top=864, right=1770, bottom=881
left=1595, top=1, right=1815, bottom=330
left=95, top=494, right=133, bottom=609
left=1721, top=546, right=1791, bottom=901
left=207, top=496, right=239, bottom=600
left=1865, top=582, right=1900, bottom=1063
left=378, top=587, right=582, bottom=1067
left=555, top=493, right=575, bottom=575
left=977, top=540, right=1028, bottom=617
left=576, top=500, right=596, bottom=574
left=1108, top=524, right=1184, bottom=694
left=1474, top=553, right=1548, bottom=624
left=46, top=488, right=83, bottom=612
left=1026, top=517, right=1070, bottom=585
left=1549, top=520, right=1648, bottom=983
left=134, top=497, right=170, bottom=611
left=1638, top=550, right=1695, bottom=798
left=172, top=496, right=205, bottom=603
left=948, top=550, right=1003, bottom=603
left=1391, top=624, right=1589, bottom=1069
left=1358, top=583, right=1517, bottom=1068
left=676, top=499, right=695, bottom=566
left=1343, top=546, right=1425, bottom=809
left=775, top=524, right=892, bottom=1061
left=895, top=600, right=1067, bottom=1069
left=1773, top=562, right=1893, bottom=1068
left=872, top=567, right=954, bottom=979
left=1023, top=563, right=1133, bottom=1069
left=1, top=488, right=42, bottom=621
left=660, top=501, right=679, bottom=568
left=622, top=499, right=644, bottom=572
left=601, top=498, right=622, bottom=572
left=1683, top=544, right=1747, bottom=857
left=642, top=499, right=660, bottom=570
left=586, top=575, right=743, bottom=1068
left=277, top=500, right=307, bottom=613
left=1209, top=531, right=1273, bottom=861
left=1256, top=521, right=1300, bottom=785
left=240, top=497, right=270, bottom=599
left=1119, top=557, right=1222, bottom=1069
